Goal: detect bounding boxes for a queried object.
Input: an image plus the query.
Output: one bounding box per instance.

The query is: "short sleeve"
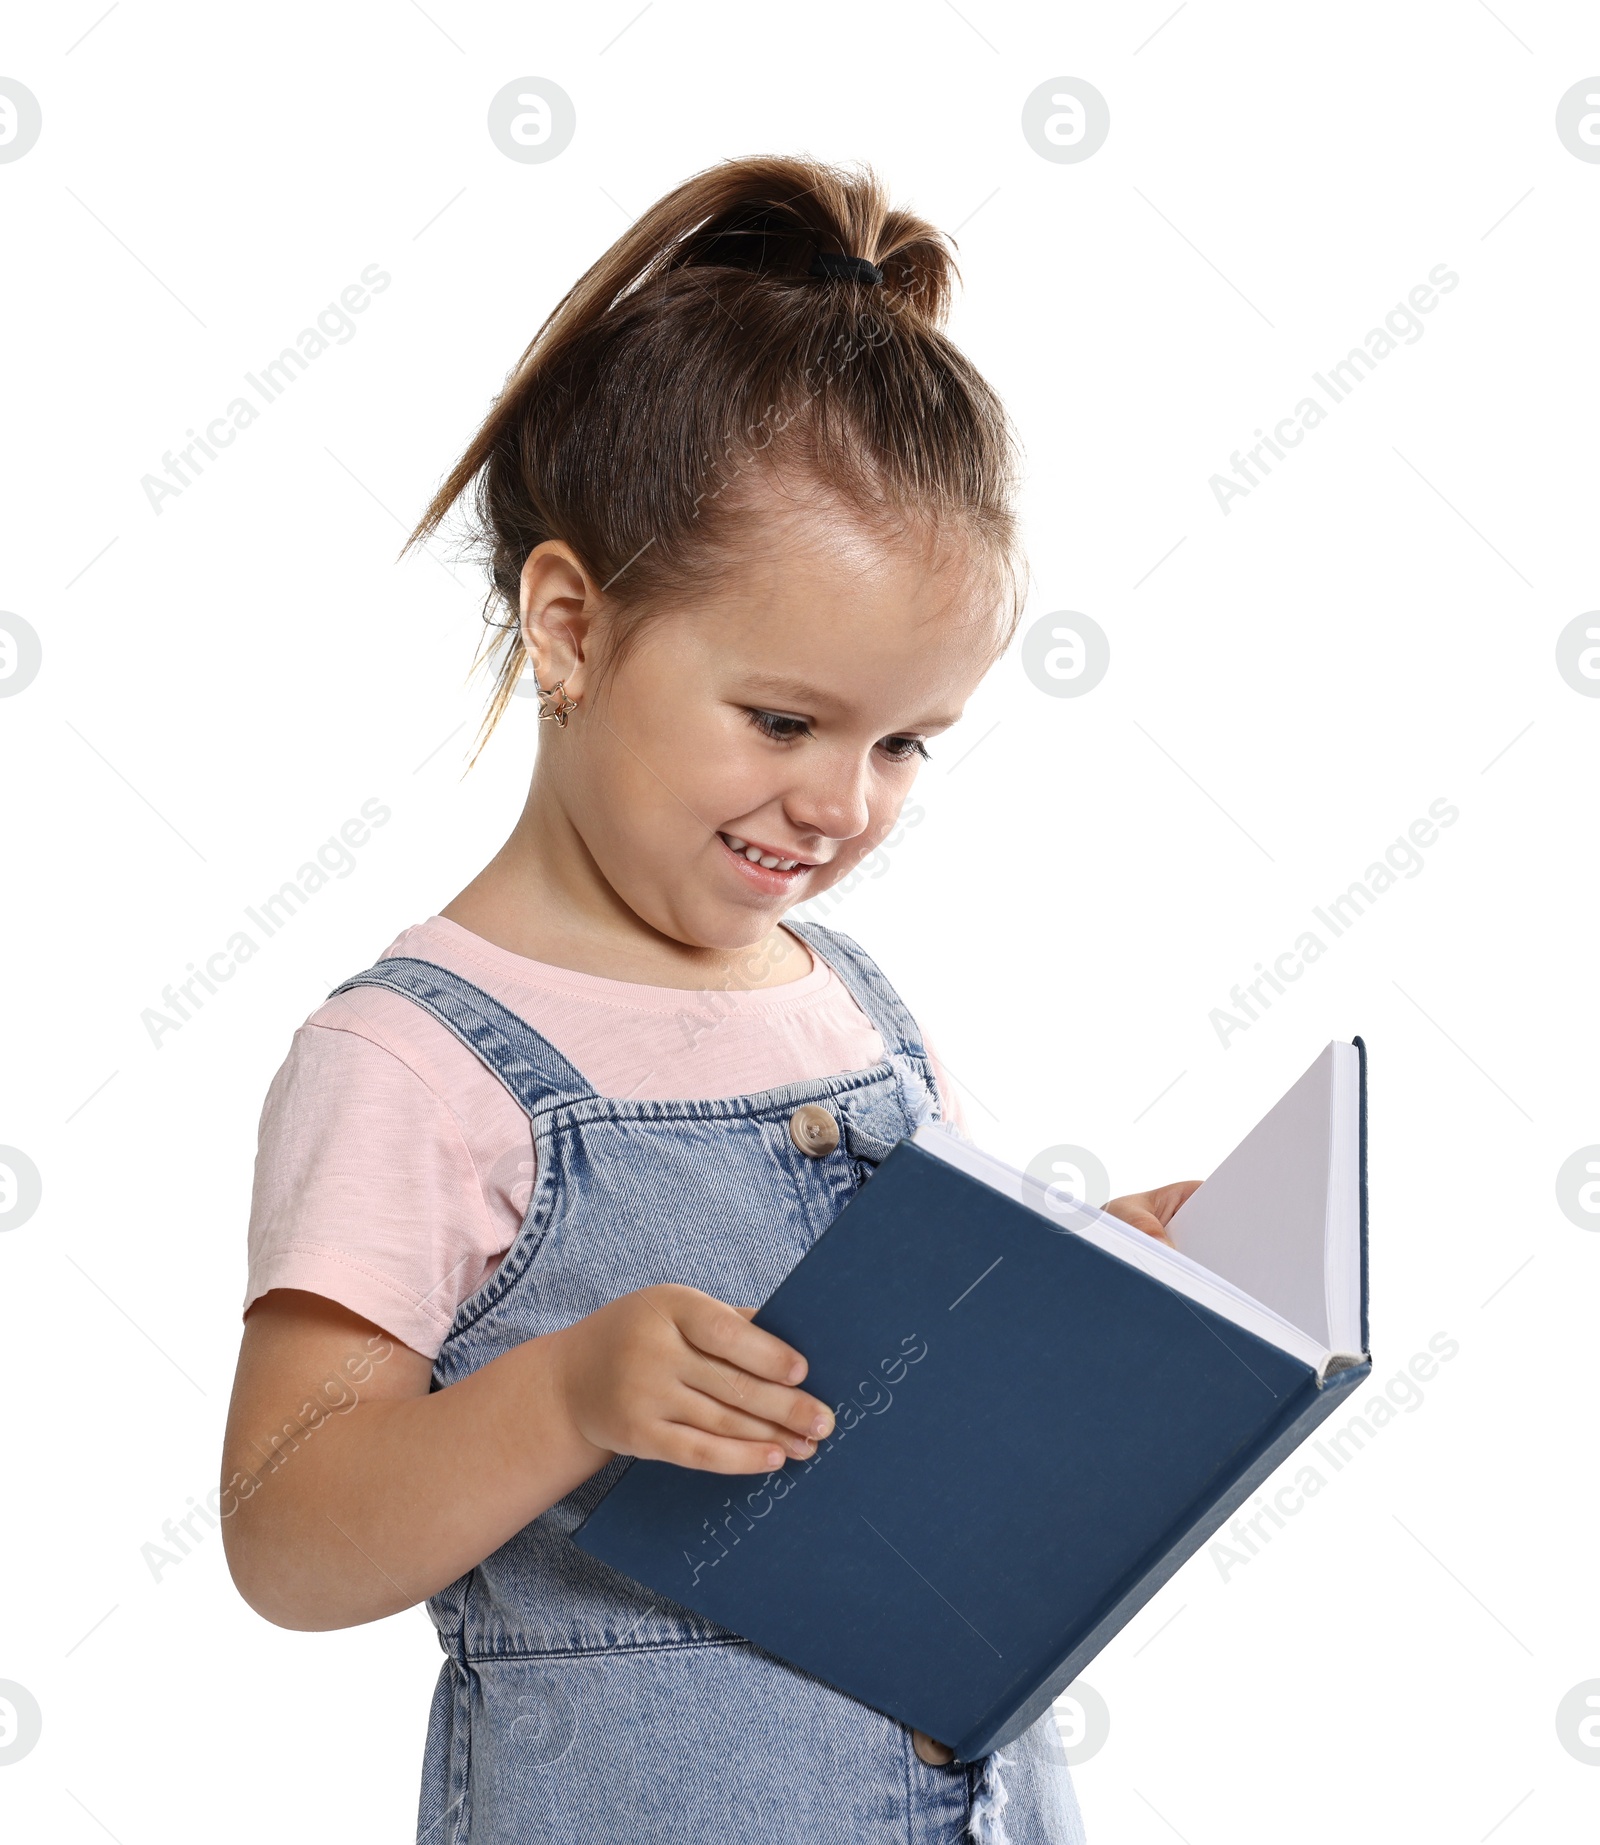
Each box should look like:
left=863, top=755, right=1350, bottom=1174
left=244, top=1022, right=513, bottom=1359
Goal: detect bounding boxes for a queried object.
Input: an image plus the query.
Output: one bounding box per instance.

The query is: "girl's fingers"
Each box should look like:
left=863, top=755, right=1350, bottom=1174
left=652, top=1420, right=804, bottom=1476
left=1107, top=1203, right=1175, bottom=1245
left=1153, top=1179, right=1204, bottom=1219
left=679, top=1292, right=811, bottom=1388
left=679, top=1348, right=834, bottom=1441
left=1106, top=1180, right=1203, bottom=1229
left=669, top=1382, right=820, bottom=1456
left=645, top=1290, right=832, bottom=1442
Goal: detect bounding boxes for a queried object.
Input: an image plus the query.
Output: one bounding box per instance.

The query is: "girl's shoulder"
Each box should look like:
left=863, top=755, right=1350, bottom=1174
left=294, top=911, right=968, bottom=1133
left=307, top=915, right=880, bottom=1101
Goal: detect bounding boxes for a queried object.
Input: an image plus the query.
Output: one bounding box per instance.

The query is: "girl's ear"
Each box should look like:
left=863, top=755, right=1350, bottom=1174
left=519, top=540, right=602, bottom=696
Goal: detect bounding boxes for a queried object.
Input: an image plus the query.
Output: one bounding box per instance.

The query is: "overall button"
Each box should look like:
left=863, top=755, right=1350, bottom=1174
left=788, top=1103, right=840, bottom=1158
left=912, top=1728, right=956, bottom=1766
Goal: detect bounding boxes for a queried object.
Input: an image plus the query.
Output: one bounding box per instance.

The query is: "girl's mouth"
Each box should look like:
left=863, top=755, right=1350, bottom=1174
left=717, top=831, right=816, bottom=891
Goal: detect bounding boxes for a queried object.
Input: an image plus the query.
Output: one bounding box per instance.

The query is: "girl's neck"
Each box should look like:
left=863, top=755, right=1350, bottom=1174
left=439, top=780, right=813, bottom=993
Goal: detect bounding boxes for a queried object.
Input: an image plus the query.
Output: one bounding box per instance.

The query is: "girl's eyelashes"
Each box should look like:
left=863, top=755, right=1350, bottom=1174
left=746, top=708, right=810, bottom=743
left=744, top=708, right=931, bottom=763
left=880, top=735, right=932, bottom=763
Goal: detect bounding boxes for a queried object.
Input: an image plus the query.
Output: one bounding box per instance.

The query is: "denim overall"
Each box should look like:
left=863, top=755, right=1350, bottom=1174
left=329, top=920, right=1087, bottom=1845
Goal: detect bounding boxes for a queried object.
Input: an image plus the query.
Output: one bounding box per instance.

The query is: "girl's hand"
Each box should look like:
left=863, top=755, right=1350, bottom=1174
left=551, top=1285, right=836, bottom=1476
left=1101, top=1180, right=1203, bottom=1248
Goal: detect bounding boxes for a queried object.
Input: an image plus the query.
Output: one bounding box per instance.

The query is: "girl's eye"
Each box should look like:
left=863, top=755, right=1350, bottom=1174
left=746, top=708, right=811, bottom=743
left=879, top=735, right=931, bottom=764
left=745, top=709, right=930, bottom=763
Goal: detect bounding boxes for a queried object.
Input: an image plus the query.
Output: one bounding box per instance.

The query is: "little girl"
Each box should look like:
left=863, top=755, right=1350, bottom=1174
left=223, top=154, right=1195, bottom=1845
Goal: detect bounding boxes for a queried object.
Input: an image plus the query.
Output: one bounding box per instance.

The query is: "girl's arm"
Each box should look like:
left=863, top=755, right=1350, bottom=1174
left=221, top=1286, right=835, bottom=1632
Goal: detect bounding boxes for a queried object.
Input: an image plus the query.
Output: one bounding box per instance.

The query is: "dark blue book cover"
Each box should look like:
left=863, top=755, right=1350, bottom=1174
left=573, top=1044, right=1371, bottom=1762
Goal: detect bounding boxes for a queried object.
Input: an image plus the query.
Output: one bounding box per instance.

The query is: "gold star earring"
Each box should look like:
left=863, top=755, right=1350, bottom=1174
left=536, top=678, right=578, bottom=727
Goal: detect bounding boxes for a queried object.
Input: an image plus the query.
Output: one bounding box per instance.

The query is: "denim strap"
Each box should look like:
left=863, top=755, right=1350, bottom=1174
left=785, top=920, right=930, bottom=1063
left=326, top=955, right=595, bottom=1117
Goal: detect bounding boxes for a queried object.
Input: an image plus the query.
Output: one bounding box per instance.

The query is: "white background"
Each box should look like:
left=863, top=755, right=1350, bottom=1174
left=2, top=2, right=1597, bottom=1840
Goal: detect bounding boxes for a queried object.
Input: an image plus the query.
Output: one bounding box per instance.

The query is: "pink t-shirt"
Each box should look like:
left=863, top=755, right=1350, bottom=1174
left=244, top=915, right=966, bottom=1358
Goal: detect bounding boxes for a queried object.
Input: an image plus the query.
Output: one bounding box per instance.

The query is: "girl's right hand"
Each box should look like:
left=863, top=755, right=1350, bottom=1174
left=551, top=1285, right=836, bottom=1475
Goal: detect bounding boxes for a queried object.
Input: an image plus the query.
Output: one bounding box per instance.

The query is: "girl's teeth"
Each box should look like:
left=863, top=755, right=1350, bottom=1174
left=722, top=833, right=801, bottom=871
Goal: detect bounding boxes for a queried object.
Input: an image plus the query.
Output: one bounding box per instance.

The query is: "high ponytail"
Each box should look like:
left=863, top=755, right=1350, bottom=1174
left=405, top=154, right=1027, bottom=766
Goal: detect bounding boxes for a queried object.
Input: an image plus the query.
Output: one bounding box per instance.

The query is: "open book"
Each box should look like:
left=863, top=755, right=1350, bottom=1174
left=915, top=1039, right=1366, bottom=1382
left=574, top=1038, right=1373, bottom=1763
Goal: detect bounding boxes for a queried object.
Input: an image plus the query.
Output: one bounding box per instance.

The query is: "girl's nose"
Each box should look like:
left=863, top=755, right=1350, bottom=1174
left=786, top=752, right=873, bottom=845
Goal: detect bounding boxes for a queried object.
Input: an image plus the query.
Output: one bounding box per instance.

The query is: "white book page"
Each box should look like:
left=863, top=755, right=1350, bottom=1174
left=1163, top=1043, right=1362, bottom=1354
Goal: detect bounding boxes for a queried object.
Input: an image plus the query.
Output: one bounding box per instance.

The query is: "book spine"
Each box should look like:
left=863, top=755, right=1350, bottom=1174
left=952, top=1356, right=1374, bottom=1763
left=1354, top=1034, right=1370, bottom=1358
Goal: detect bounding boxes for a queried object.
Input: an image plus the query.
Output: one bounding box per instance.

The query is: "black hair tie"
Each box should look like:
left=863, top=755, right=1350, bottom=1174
left=809, top=249, right=884, bottom=286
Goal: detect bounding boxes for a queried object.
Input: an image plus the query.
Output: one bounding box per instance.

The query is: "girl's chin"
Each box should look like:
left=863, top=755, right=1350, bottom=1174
left=640, top=888, right=792, bottom=957
left=673, top=888, right=821, bottom=962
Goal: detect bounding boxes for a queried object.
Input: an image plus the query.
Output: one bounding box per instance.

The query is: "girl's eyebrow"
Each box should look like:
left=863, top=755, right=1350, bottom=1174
left=739, top=671, right=841, bottom=708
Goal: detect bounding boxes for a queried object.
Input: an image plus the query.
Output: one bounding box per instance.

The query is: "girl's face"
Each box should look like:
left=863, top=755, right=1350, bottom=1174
left=525, top=487, right=1008, bottom=960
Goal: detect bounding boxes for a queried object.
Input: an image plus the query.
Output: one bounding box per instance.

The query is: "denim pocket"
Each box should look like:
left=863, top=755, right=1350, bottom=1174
left=839, top=1092, right=907, bottom=1165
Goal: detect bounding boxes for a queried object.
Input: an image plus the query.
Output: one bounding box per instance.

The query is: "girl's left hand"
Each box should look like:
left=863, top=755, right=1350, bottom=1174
left=1101, top=1180, right=1203, bottom=1248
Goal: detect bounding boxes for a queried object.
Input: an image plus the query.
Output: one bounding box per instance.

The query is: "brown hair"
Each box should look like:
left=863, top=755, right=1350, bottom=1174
left=404, top=154, right=1027, bottom=766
